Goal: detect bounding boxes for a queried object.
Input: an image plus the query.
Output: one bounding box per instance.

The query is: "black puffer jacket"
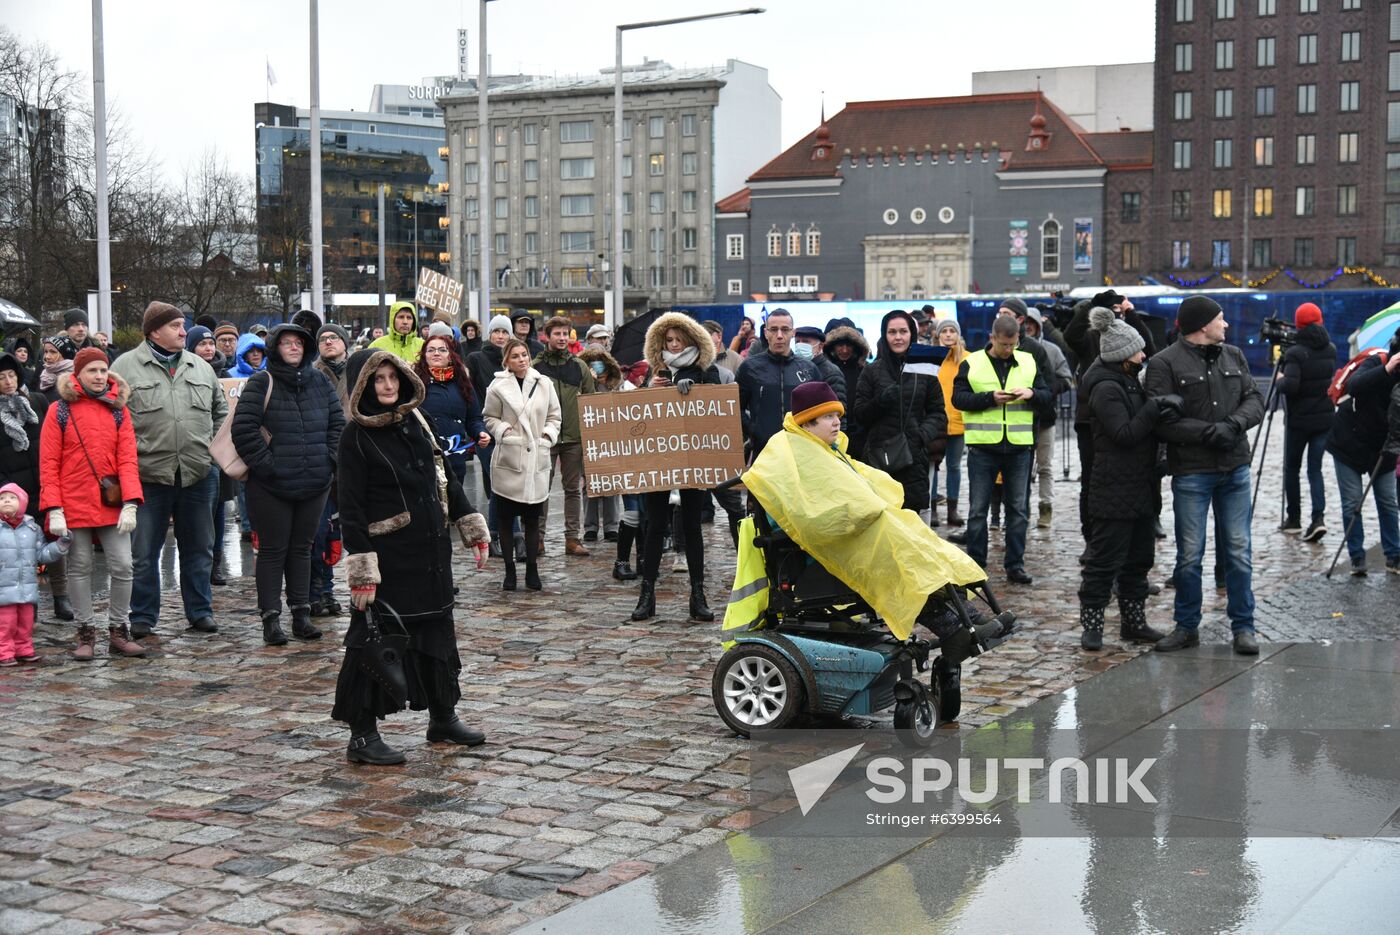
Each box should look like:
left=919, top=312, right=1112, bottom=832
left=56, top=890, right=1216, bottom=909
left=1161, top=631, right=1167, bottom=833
left=1083, top=358, right=1163, bottom=520
left=231, top=323, right=345, bottom=499
left=1278, top=323, right=1337, bottom=435
left=824, top=327, right=870, bottom=457
left=1066, top=300, right=1157, bottom=427
left=1326, top=355, right=1400, bottom=475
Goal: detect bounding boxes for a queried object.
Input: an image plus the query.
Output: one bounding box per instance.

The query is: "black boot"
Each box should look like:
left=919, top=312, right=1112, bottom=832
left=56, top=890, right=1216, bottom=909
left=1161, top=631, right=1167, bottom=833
left=309, top=595, right=332, bottom=618
left=426, top=706, right=487, bottom=746
left=488, top=537, right=503, bottom=558
left=1118, top=598, right=1165, bottom=643
left=613, top=522, right=638, bottom=579
left=513, top=534, right=527, bottom=562
left=52, top=594, right=74, bottom=622
left=261, top=610, right=288, bottom=647
left=1080, top=606, right=1105, bottom=651
left=210, top=550, right=228, bottom=586
left=290, top=605, right=322, bottom=641
left=502, top=556, right=517, bottom=591
left=347, top=720, right=405, bottom=765
left=632, top=580, right=656, bottom=621
left=688, top=579, right=715, bottom=622
left=525, top=562, right=541, bottom=591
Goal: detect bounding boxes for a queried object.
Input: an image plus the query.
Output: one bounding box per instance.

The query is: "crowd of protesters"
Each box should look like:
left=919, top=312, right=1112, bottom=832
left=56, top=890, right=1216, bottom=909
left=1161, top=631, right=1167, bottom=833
left=2, top=292, right=1399, bottom=763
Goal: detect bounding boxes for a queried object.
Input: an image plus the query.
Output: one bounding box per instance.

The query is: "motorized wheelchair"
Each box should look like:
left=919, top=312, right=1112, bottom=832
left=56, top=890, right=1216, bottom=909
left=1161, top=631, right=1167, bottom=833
left=713, top=496, right=1016, bottom=747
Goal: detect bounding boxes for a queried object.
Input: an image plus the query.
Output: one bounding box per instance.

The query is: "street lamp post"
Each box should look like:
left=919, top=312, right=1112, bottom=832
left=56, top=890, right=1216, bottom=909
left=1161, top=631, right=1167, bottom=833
left=611, top=8, right=763, bottom=331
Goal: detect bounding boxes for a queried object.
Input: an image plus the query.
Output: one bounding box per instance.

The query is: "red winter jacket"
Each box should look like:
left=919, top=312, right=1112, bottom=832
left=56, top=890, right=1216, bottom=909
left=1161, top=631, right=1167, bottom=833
left=39, top=372, right=143, bottom=529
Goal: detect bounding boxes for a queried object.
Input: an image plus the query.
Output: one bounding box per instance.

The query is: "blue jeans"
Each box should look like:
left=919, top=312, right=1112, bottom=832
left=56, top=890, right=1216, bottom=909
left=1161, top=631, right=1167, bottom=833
left=130, top=470, right=218, bottom=627
left=1333, top=456, right=1400, bottom=564
left=965, top=446, right=1033, bottom=572
left=310, top=495, right=336, bottom=600
left=1283, top=426, right=1329, bottom=523
left=1171, top=465, right=1255, bottom=633
left=931, top=434, right=965, bottom=503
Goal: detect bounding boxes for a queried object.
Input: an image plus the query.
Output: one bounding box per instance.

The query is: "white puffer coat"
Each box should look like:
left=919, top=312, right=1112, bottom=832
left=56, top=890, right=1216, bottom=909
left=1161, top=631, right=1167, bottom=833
left=482, top=367, right=561, bottom=505
left=0, top=514, right=68, bottom=606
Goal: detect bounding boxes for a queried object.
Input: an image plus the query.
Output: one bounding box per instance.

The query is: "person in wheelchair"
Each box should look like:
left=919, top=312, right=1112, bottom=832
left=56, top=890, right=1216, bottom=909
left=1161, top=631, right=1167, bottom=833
left=742, top=382, right=1005, bottom=665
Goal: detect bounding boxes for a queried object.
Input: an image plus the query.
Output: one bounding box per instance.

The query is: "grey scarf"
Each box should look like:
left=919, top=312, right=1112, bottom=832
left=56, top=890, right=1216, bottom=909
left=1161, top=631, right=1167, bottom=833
left=0, top=391, right=37, bottom=452
left=662, top=346, right=700, bottom=370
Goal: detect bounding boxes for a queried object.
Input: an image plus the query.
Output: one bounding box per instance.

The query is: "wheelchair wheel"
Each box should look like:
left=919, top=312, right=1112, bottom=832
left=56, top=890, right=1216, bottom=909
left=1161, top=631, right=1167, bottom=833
left=894, top=685, right=939, bottom=748
left=713, top=644, right=804, bottom=737
left=934, top=657, right=962, bottom=725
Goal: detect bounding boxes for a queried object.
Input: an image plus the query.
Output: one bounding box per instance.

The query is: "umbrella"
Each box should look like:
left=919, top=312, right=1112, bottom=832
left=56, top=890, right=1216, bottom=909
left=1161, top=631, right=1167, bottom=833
left=0, top=298, right=42, bottom=335
left=1356, top=301, right=1400, bottom=351
left=609, top=307, right=666, bottom=366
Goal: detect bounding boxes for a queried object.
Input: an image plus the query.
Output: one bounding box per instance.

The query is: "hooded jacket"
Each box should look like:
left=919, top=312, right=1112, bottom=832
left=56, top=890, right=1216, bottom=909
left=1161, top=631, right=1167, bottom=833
left=0, top=484, right=68, bottom=607
left=338, top=349, right=478, bottom=622
left=1326, top=355, right=1400, bottom=475
left=110, top=340, right=227, bottom=488
left=643, top=312, right=722, bottom=387
left=231, top=323, right=344, bottom=500
left=368, top=300, right=425, bottom=363
left=231, top=332, right=267, bottom=377
left=1082, top=357, right=1165, bottom=520
left=0, top=354, right=45, bottom=511
left=533, top=340, right=596, bottom=446
left=511, top=313, right=544, bottom=357
left=1278, top=323, right=1338, bottom=435
left=577, top=347, right=630, bottom=392
left=39, top=371, right=144, bottom=527
left=482, top=365, right=562, bottom=504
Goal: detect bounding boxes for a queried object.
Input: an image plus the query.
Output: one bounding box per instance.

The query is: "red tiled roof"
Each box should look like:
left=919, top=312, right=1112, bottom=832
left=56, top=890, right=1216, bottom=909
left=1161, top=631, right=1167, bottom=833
left=715, top=187, right=751, bottom=214
left=747, top=91, right=1105, bottom=182
left=1083, top=130, right=1154, bottom=169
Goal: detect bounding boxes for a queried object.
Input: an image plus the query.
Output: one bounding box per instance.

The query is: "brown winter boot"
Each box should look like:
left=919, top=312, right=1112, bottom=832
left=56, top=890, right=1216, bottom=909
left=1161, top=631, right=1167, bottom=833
left=72, top=625, right=97, bottom=662
left=108, top=625, right=148, bottom=658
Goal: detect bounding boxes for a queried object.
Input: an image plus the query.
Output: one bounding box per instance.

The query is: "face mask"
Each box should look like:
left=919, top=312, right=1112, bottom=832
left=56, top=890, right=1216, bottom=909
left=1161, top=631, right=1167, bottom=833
left=590, top=361, right=605, bottom=376
left=792, top=342, right=814, bottom=361
left=1124, top=359, right=1144, bottom=377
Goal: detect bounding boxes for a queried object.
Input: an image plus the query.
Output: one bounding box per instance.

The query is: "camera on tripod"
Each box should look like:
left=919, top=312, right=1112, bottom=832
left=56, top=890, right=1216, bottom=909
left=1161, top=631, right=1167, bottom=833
left=1259, top=317, right=1297, bottom=347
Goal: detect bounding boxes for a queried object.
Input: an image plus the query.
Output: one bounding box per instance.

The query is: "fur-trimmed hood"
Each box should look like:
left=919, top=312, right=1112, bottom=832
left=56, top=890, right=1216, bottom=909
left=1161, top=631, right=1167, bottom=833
left=643, top=312, right=714, bottom=375
left=56, top=369, right=130, bottom=409
left=823, top=325, right=870, bottom=360
left=577, top=346, right=623, bottom=389
left=345, top=348, right=426, bottom=428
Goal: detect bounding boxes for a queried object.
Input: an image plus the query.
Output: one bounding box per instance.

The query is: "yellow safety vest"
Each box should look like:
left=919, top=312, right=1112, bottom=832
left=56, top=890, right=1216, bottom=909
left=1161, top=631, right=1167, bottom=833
left=721, top=517, right=770, bottom=649
left=962, top=349, right=1036, bottom=446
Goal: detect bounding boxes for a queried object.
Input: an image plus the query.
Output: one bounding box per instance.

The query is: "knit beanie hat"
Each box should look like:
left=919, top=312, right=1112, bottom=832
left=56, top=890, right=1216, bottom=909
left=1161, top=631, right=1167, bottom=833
left=185, top=325, right=213, bottom=352
left=316, top=322, right=350, bottom=347
left=934, top=318, right=961, bottom=337
left=63, top=307, right=89, bottom=328
left=791, top=381, right=844, bottom=425
left=427, top=320, right=455, bottom=339
left=214, top=322, right=239, bottom=341
left=44, top=334, right=77, bottom=360
left=1176, top=295, right=1223, bottom=336
left=73, top=346, right=108, bottom=375
left=142, top=301, right=183, bottom=336
left=999, top=297, right=1029, bottom=318
left=1090, top=307, right=1145, bottom=363
left=1294, top=302, right=1323, bottom=328
left=488, top=314, right=512, bottom=335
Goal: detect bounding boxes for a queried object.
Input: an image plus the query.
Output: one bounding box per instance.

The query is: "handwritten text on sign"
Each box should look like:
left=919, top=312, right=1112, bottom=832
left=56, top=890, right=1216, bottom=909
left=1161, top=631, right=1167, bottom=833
left=415, top=267, right=465, bottom=319
left=579, top=384, right=744, bottom=495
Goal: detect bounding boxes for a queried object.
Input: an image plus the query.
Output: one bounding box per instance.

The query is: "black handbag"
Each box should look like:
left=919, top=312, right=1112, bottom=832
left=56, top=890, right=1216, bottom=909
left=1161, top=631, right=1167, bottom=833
left=346, top=600, right=410, bottom=707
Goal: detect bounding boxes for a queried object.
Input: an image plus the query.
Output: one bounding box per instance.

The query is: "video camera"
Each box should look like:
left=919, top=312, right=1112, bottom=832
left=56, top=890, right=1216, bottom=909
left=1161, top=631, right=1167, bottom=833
left=1034, top=298, right=1080, bottom=332
left=1259, top=317, right=1297, bottom=347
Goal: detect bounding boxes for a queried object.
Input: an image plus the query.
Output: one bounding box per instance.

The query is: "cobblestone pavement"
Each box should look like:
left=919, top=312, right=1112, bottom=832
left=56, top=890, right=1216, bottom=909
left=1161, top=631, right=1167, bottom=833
left=2, top=425, right=1395, bottom=934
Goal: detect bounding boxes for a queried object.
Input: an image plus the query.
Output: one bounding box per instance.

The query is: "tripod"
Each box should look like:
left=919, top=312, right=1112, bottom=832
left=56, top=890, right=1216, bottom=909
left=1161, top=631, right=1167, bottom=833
left=1059, top=389, right=1074, bottom=481
left=1248, top=349, right=1287, bottom=520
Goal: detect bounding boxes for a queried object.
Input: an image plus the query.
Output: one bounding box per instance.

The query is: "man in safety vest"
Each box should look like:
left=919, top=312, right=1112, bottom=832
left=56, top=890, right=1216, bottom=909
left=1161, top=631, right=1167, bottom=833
left=951, top=315, right=1052, bottom=584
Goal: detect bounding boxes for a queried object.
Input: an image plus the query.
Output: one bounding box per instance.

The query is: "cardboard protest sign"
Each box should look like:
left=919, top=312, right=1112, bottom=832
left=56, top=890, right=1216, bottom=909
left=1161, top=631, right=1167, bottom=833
left=220, top=377, right=248, bottom=406
left=580, top=384, right=743, bottom=495
left=415, top=268, right=465, bottom=319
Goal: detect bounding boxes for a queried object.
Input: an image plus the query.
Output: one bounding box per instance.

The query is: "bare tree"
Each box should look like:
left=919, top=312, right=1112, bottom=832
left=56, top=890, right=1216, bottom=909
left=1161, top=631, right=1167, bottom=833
left=168, top=150, right=258, bottom=320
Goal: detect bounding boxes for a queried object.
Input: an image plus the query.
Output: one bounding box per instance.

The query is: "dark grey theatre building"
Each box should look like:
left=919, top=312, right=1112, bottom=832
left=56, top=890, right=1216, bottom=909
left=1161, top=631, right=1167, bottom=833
left=715, top=91, right=1142, bottom=302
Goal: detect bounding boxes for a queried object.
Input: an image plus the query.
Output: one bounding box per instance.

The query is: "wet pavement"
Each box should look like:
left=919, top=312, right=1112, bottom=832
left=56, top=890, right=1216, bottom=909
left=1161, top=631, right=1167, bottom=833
left=1, top=429, right=1397, bottom=934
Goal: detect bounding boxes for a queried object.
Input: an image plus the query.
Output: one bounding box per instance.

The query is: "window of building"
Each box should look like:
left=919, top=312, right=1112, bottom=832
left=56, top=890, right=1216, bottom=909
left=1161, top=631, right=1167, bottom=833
left=494, top=161, right=508, bottom=182
left=1173, top=240, right=1192, bottom=268
left=1300, top=0, right=1316, bottom=10
left=1386, top=204, right=1400, bottom=243
left=1257, top=36, right=1276, bottom=67
left=1172, top=190, right=1193, bottom=220
left=465, top=127, right=478, bottom=147
left=910, top=284, right=926, bottom=301
left=681, top=114, right=697, bottom=137
left=1254, top=187, right=1274, bottom=217
left=1254, top=135, right=1274, bottom=165
left=1213, top=239, right=1232, bottom=266
left=1343, top=0, right=1361, bottom=9
left=681, top=152, right=698, bottom=175
left=767, top=230, right=782, bottom=257
left=1121, top=192, right=1142, bottom=222
left=787, top=229, right=802, bottom=255
left=1121, top=241, right=1141, bottom=270
left=465, top=197, right=478, bottom=219
left=524, top=232, right=538, bottom=255
left=559, top=120, right=593, bottom=143
left=1176, top=42, right=1194, bottom=72
left=523, top=159, right=538, bottom=181
left=1213, top=188, right=1234, bottom=217
left=622, top=193, right=633, bottom=215
left=524, top=268, right=538, bottom=288
left=1391, top=102, right=1400, bottom=141
left=467, top=234, right=478, bottom=255
left=1214, top=137, right=1234, bottom=168
left=1217, top=0, right=1234, bottom=16
left=1339, top=132, right=1360, bottom=163
left=1294, top=237, right=1315, bottom=266
left=463, top=162, right=479, bottom=183
left=1340, top=80, right=1361, bottom=112
left=1252, top=238, right=1273, bottom=267
left=1256, top=85, right=1275, bottom=115
left=649, top=191, right=665, bottom=215
left=622, top=155, right=632, bottom=178
left=681, top=190, right=697, bottom=212
left=1297, top=133, right=1317, bottom=164
left=560, top=157, right=595, bottom=179
left=621, top=119, right=632, bottom=141
left=728, top=278, right=743, bottom=295
left=681, top=228, right=697, bottom=251
left=1389, top=153, right=1400, bottom=193
left=1338, top=184, right=1359, bottom=215
left=1297, top=83, right=1317, bottom=113
left=770, top=275, right=786, bottom=293
left=1341, top=31, right=1362, bottom=62
left=648, top=153, right=665, bottom=176
left=1173, top=139, right=1193, bottom=169
left=1217, top=39, right=1236, bottom=69
left=560, top=194, right=594, bottom=216
left=1215, top=87, right=1234, bottom=117
left=493, top=125, right=508, bottom=146
left=1296, top=185, right=1315, bottom=216
left=495, top=233, right=508, bottom=257
left=1392, top=52, right=1400, bottom=91
left=561, top=231, right=593, bottom=253
left=1041, top=218, right=1061, bottom=277
left=468, top=269, right=479, bottom=290
left=806, top=228, right=821, bottom=255
left=523, top=122, right=539, bottom=145
left=650, top=267, right=665, bottom=288
left=648, top=116, right=665, bottom=138
left=1393, top=1, right=1400, bottom=39
left=524, top=195, right=538, bottom=218
left=1177, top=0, right=1194, bottom=20
left=682, top=266, right=699, bottom=287
left=1338, top=237, right=1357, bottom=265
left=494, top=197, right=507, bottom=219
left=726, top=234, right=744, bottom=259
left=622, top=230, right=633, bottom=251
left=1258, top=0, right=1276, bottom=12
left=1299, top=34, right=1317, bottom=64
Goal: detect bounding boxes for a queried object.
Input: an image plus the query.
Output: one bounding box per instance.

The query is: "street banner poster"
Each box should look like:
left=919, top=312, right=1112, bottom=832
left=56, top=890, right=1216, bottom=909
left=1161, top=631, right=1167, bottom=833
left=579, top=385, right=744, bottom=496
left=219, top=377, right=247, bottom=406
left=1074, top=218, right=1094, bottom=272
left=1009, top=221, right=1028, bottom=275
left=415, top=267, right=465, bottom=319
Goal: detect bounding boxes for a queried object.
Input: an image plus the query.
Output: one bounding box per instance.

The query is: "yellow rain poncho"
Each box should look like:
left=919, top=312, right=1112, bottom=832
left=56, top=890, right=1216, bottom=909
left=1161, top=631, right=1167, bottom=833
left=743, top=413, right=985, bottom=640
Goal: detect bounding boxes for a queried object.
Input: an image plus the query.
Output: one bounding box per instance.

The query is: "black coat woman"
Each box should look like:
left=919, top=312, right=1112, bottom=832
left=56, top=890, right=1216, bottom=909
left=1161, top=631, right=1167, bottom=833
left=1077, top=308, right=1180, bottom=650
left=415, top=330, right=490, bottom=485
left=334, top=349, right=491, bottom=765
left=32, top=334, right=75, bottom=620
left=851, top=310, right=948, bottom=512
left=0, top=353, right=45, bottom=516
left=631, top=313, right=722, bottom=623
left=231, top=323, right=345, bottom=645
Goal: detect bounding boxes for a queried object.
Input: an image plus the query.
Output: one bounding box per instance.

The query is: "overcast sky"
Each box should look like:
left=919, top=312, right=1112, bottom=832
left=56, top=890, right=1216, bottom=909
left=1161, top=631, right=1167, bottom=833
left=6, top=0, right=1155, bottom=184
